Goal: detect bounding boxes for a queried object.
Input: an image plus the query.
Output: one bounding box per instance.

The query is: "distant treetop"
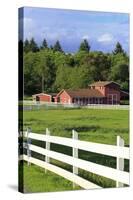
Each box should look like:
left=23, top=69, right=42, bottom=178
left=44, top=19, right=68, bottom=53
left=79, top=39, right=90, bottom=52
left=113, top=42, right=125, bottom=55
left=53, top=40, right=63, bottom=52
left=40, top=39, right=48, bottom=50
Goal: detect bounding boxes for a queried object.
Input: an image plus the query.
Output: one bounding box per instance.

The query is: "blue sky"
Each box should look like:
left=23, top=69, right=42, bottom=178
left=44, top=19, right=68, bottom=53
left=22, top=7, right=129, bottom=53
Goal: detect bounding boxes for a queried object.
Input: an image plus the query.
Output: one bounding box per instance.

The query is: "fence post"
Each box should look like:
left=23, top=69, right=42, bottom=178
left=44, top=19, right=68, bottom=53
left=27, top=127, right=31, bottom=166
left=45, top=128, right=50, bottom=173
left=116, top=136, right=124, bottom=187
left=72, top=129, right=78, bottom=188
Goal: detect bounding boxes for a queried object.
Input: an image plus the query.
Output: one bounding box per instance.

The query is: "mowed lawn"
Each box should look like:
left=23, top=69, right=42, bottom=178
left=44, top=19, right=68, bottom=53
left=23, top=108, right=129, bottom=145
left=21, top=108, right=129, bottom=193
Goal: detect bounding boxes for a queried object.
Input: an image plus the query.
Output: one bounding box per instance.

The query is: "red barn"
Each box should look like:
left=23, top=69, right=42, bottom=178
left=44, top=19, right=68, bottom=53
left=55, top=81, right=124, bottom=105
left=32, top=93, right=57, bottom=103
left=89, top=81, right=121, bottom=104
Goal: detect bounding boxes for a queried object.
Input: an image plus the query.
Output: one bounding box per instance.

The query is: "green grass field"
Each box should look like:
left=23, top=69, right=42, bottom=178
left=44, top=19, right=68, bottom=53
left=23, top=108, right=129, bottom=144
left=19, top=162, right=80, bottom=193
left=20, top=107, right=129, bottom=193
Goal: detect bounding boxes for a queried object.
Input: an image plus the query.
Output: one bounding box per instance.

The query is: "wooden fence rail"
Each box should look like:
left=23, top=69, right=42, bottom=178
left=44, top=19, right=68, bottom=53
left=20, top=128, right=130, bottom=189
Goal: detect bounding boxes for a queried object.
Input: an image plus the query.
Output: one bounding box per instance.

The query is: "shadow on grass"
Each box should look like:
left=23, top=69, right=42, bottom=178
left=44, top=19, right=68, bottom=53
left=64, top=125, right=100, bottom=132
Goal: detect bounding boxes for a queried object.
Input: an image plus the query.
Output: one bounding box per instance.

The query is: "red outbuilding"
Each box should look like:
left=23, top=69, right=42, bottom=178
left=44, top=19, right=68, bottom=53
left=32, top=93, right=57, bottom=103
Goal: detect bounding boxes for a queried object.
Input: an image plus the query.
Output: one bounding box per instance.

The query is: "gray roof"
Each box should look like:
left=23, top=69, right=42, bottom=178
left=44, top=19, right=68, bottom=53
left=90, top=81, right=120, bottom=87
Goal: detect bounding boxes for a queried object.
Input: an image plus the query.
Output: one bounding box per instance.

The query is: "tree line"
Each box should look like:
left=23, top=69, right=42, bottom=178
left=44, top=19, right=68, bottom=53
left=22, top=38, right=129, bottom=96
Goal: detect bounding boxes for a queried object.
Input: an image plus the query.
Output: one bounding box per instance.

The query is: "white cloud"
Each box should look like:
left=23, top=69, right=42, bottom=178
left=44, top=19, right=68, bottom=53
left=23, top=18, right=36, bottom=39
left=97, top=33, right=114, bottom=43
left=40, top=27, right=77, bottom=41
left=23, top=17, right=34, bottom=29
left=82, top=35, right=90, bottom=40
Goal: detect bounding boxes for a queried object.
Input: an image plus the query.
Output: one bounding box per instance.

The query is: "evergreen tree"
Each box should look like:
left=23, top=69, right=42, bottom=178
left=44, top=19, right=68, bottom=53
left=79, top=39, right=90, bottom=52
left=40, top=39, right=48, bottom=50
left=53, top=40, right=63, bottom=52
left=29, top=38, right=39, bottom=52
left=113, top=42, right=125, bottom=55
left=24, top=39, right=30, bottom=53
left=50, top=45, right=53, bottom=50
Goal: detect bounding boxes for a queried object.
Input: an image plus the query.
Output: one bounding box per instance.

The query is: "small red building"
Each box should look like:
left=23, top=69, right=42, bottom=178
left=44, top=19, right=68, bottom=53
left=32, top=93, right=57, bottom=103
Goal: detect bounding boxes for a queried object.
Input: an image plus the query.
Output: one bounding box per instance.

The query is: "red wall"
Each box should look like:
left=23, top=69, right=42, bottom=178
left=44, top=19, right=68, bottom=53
left=105, top=87, right=120, bottom=102
left=59, top=91, right=72, bottom=104
left=38, top=95, right=51, bottom=102
left=95, top=86, right=106, bottom=96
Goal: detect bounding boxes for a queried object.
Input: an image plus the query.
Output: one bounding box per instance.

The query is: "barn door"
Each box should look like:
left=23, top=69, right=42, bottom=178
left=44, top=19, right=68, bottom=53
left=107, top=94, right=113, bottom=104
left=113, top=94, right=117, bottom=104
left=107, top=94, right=117, bottom=104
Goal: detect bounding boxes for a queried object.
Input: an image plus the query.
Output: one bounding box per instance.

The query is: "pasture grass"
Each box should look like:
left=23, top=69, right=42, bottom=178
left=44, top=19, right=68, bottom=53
left=19, top=161, right=80, bottom=193
left=21, top=107, right=129, bottom=192
left=23, top=108, right=129, bottom=145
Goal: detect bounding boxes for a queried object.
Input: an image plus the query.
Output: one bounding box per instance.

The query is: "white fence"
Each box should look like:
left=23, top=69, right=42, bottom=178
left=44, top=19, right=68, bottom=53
left=21, top=101, right=79, bottom=110
left=86, top=104, right=129, bottom=110
left=20, top=128, right=130, bottom=189
left=21, top=101, right=129, bottom=110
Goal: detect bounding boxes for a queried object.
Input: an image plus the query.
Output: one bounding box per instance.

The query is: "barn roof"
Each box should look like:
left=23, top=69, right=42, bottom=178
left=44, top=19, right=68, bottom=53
left=89, top=81, right=120, bottom=87
left=32, top=93, right=45, bottom=97
left=32, top=93, right=57, bottom=97
left=120, top=90, right=129, bottom=97
left=64, top=89, right=104, bottom=98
